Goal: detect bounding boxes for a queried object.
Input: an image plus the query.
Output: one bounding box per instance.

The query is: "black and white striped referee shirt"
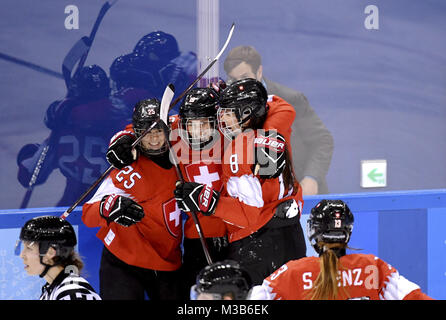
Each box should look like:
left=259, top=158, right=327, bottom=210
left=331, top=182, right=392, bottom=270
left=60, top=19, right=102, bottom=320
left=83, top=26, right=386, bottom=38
left=40, top=271, right=101, bottom=300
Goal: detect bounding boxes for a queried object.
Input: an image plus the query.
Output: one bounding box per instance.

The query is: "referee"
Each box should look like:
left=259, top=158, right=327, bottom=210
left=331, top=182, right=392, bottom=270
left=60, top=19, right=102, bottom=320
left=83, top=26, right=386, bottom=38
left=16, top=215, right=101, bottom=300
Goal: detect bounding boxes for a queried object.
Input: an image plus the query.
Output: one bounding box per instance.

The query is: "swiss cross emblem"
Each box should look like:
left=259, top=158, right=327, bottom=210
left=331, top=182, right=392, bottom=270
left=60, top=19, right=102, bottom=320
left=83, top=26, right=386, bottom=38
left=162, top=198, right=182, bottom=238
left=184, top=163, right=222, bottom=191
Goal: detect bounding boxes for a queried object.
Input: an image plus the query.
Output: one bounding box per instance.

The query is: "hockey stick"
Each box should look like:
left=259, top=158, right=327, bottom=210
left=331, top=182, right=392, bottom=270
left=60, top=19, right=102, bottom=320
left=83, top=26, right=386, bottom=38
left=164, top=23, right=236, bottom=265
left=168, top=22, right=235, bottom=112
left=161, top=109, right=213, bottom=264
left=19, top=1, right=116, bottom=209
left=60, top=22, right=235, bottom=235
left=19, top=144, right=50, bottom=209
left=62, top=0, right=117, bottom=87
left=60, top=84, right=175, bottom=219
left=0, top=52, right=63, bottom=79
left=168, top=143, right=214, bottom=265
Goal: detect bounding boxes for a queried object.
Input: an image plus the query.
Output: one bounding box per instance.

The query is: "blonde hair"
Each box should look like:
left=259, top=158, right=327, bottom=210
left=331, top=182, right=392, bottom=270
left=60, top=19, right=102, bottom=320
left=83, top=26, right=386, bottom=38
left=309, top=243, right=349, bottom=300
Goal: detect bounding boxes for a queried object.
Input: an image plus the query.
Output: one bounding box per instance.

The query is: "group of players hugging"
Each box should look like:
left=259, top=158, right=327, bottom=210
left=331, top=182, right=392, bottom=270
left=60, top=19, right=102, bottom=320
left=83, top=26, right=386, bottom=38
left=16, top=30, right=432, bottom=301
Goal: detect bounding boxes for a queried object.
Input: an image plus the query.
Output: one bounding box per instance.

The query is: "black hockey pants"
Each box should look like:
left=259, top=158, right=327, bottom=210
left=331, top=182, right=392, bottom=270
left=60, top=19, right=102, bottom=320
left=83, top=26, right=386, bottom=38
left=227, top=216, right=307, bottom=285
left=99, top=246, right=181, bottom=300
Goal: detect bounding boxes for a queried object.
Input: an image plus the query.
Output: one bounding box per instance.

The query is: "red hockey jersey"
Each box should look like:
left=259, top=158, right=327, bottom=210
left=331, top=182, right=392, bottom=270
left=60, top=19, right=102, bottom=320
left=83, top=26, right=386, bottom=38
left=213, top=95, right=303, bottom=242
left=169, top=115, right=228, bottom=239
left=250, top=253, right=433, bottom=300
left=82, top=156, right=182, bottom=271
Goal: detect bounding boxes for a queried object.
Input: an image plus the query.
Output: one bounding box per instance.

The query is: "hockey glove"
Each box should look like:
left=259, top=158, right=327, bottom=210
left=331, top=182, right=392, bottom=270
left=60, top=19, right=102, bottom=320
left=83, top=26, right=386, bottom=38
left=174, top=182, right=220, bottom=216
left=253, top=130, right=286, bottom=179
left=106, top=130, right=138, bottom=169
left=100, top=194, right=144, bottom=227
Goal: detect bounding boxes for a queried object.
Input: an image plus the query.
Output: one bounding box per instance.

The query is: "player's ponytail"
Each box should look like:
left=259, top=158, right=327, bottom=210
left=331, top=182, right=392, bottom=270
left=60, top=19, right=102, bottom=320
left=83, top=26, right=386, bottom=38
left=309, top=242, right=347, bottom=300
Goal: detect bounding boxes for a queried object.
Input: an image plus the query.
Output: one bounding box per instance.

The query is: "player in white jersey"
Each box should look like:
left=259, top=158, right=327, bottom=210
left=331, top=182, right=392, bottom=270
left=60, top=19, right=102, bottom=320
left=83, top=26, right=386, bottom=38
left=16, top=215, right=101, bottom=300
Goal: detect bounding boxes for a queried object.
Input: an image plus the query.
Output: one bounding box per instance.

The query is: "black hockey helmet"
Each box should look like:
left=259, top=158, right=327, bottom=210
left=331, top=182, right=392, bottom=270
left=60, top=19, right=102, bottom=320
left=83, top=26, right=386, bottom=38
left=110, top=53, right=138, bottom=91
left=218, top=78, right=268, bottom=139
left=132, top=98, right=169, bottom=156
left=191, top=260, right=252, bottom=300
left=179, top=87, right=219, bottom=150
left=16, top=215, right=77, bottom=258
left=133, top=31, right=180, bottom=67
left=307, top=200, right=354, bottom=255
left=68, top=64, right=111, bottom=100
left=110, top=53, right=163, bottom=95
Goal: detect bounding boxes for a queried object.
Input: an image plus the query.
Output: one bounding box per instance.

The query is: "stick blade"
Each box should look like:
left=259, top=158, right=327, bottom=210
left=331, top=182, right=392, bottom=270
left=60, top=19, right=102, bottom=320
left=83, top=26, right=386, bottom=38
left=160, top=83, right=175, bottom=125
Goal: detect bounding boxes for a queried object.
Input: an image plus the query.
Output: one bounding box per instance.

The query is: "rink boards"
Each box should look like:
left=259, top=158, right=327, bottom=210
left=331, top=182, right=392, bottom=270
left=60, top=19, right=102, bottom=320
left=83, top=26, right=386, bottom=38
left=0, top=188, right=445, bottom=300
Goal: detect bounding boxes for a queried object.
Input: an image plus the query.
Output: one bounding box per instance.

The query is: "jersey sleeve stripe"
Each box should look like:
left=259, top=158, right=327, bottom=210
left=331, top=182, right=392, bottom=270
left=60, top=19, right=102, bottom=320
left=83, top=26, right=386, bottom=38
left=87, top=176, right=132, bottom=203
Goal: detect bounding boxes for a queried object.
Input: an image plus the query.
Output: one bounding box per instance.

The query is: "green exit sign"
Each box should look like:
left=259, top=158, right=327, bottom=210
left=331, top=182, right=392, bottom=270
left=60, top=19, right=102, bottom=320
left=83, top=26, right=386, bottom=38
left=361, top=160, right=387, bottom=188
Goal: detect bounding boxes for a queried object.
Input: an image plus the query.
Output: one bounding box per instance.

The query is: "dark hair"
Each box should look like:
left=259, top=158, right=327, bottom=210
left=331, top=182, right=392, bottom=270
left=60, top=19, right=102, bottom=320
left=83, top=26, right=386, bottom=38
left=51, top=250, right=84, bottom=273
left=224, top=46, right=262, bottom=74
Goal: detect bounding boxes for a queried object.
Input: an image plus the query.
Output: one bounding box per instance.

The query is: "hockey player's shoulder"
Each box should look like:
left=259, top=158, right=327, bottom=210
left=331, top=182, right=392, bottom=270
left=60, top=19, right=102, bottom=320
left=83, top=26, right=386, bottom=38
left=287, top=256, right=319, bottom=269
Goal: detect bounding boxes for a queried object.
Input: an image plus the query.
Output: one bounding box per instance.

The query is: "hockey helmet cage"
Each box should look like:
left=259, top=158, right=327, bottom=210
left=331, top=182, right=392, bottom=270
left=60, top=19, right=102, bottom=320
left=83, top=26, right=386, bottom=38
left=219, top=78, right=267, bottom=120
left=179, top=87, right=219, bottom=150
left=218, top=78, right=268, bottom=139
left=132, top=98, right=168, bottom=156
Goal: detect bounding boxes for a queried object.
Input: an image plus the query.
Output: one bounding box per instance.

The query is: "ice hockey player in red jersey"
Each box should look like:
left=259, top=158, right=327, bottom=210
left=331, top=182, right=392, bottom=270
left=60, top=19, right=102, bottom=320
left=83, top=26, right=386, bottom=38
left=82, top=99, right=182, bottom=300
left=174, top=78, right=306, bottom=285
left=249, top=199, right=433, bottom=300
left=170, top=87, right=230, bottom=298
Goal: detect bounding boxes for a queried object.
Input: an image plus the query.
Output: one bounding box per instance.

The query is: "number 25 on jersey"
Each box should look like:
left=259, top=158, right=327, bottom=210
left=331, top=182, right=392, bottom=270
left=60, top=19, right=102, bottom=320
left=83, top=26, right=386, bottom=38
left=116, top=166, right=141, bottom=189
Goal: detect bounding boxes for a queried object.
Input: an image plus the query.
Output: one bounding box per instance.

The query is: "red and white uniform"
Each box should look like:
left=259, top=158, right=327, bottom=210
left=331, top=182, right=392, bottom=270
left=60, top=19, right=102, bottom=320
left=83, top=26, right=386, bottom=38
left=250, top=253, right=433, bottom=300
left=263, top=95, right=295, bottom=152
left=213, top=95, right=303, bottom=242
left=82, top=156, right=182, bottom=271
left=169, top=115, right=228, bottom=239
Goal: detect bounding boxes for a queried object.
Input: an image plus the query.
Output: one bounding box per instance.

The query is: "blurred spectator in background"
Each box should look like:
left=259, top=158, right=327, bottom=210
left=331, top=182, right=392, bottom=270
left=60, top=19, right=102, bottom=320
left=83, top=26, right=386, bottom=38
left=223, top=45, right=334, bottom=195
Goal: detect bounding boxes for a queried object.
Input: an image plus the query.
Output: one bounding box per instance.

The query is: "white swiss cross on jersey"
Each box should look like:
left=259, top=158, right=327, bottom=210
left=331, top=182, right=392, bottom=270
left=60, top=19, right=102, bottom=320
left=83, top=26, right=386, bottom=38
left=184, top=163, right=222, bottom=191
left=162, top=198, right=182, bottom=238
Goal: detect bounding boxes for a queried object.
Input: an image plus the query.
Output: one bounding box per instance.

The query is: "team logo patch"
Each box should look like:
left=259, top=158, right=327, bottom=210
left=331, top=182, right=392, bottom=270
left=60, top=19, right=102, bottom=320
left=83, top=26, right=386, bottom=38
left=162, top=198, right=182, bottom=238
